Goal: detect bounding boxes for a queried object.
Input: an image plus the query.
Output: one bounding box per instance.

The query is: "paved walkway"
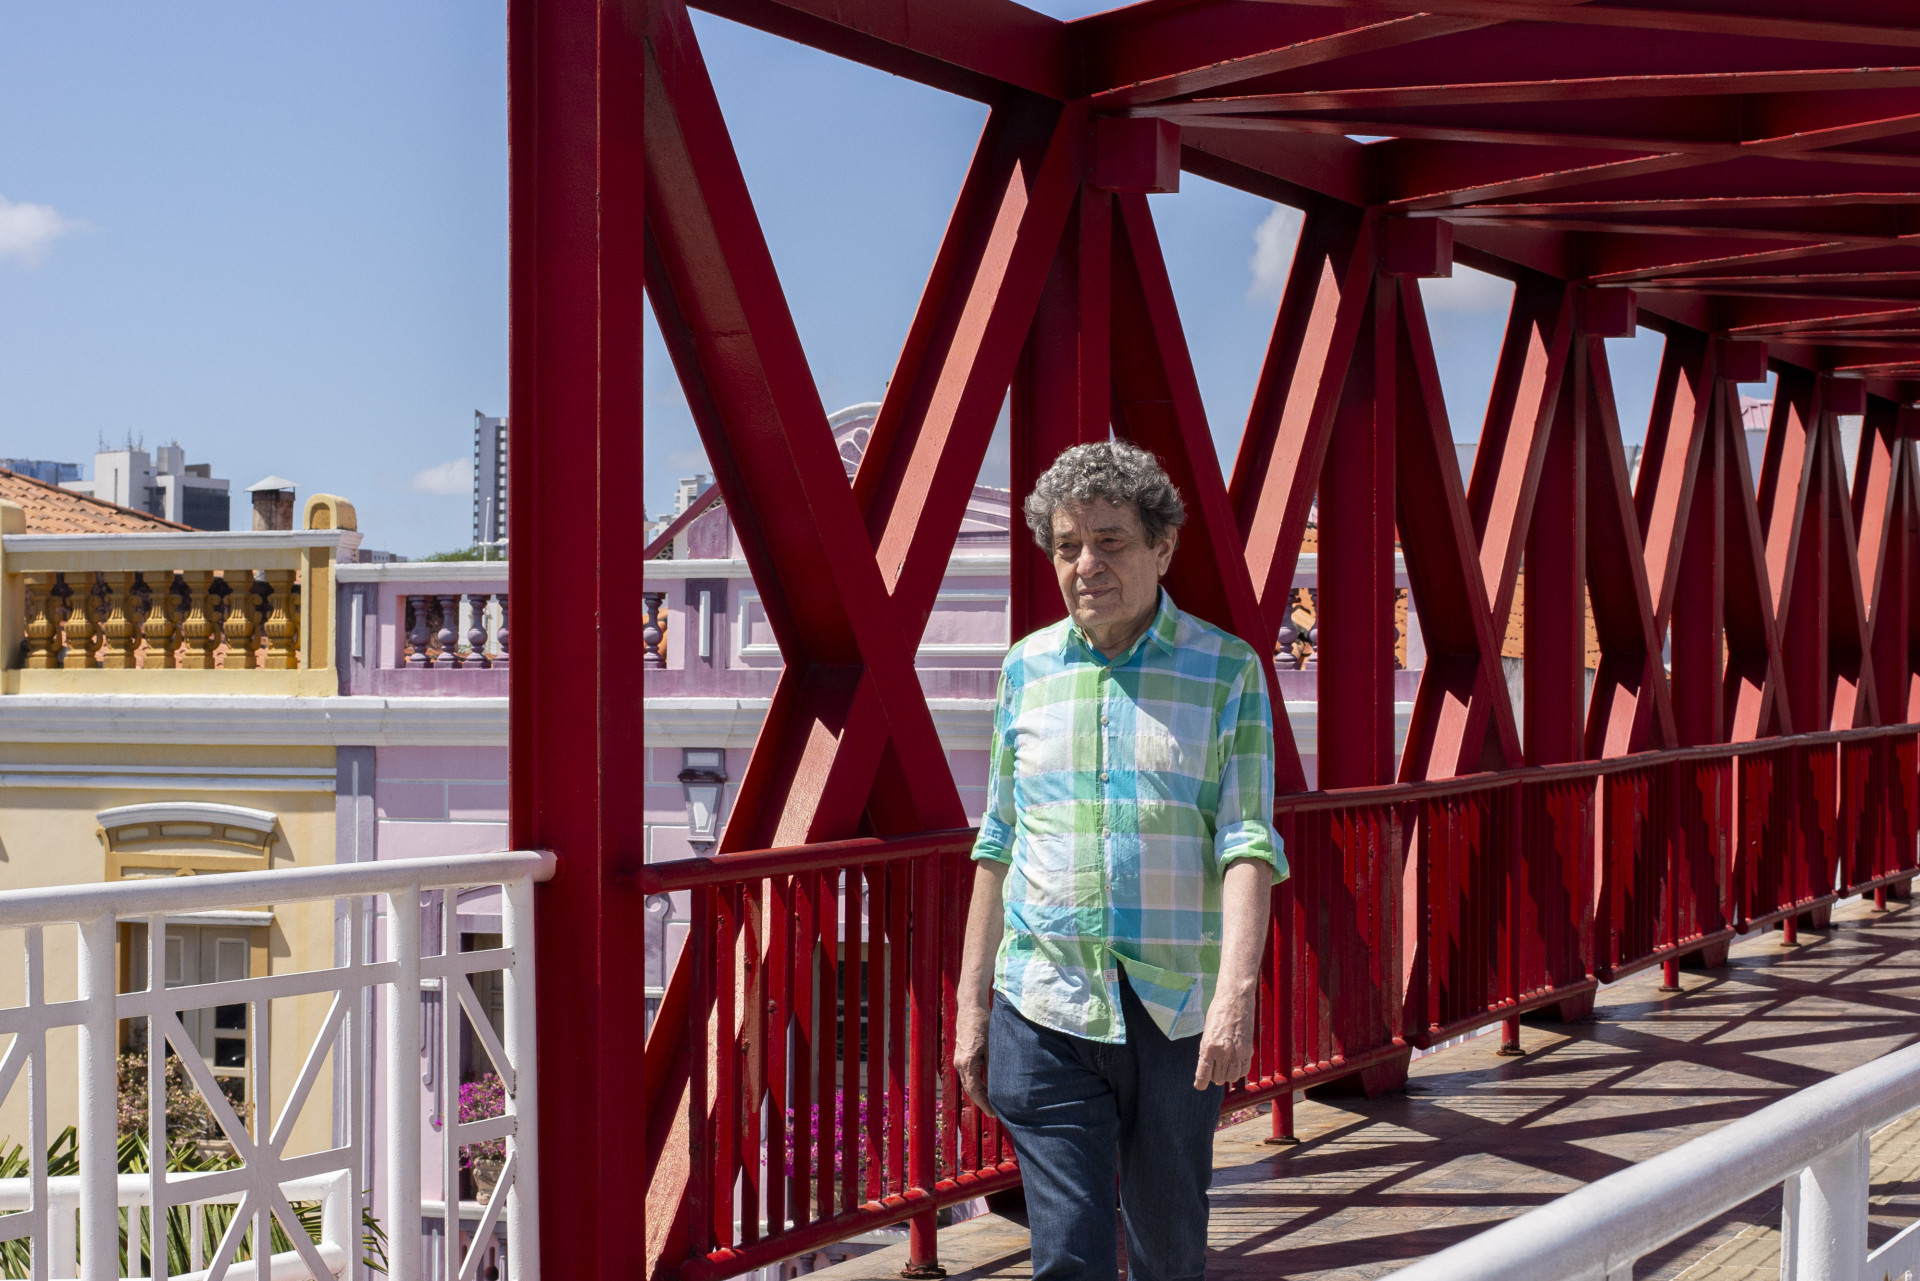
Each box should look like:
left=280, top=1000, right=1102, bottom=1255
left=813, top=895, right=1920, bottom=1281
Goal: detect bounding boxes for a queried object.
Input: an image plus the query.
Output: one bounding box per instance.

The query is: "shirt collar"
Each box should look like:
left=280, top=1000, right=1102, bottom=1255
left=1061, top=588, right=1181, bottom=663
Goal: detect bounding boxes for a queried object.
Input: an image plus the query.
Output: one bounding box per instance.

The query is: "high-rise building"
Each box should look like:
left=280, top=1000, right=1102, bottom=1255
left=62, top=442, right=231, bottom=530
left=674, top=474, right=710, bottom=515
left=0, top=459, right=81, bottom=486
left=473, top=413, right=508, bottom=549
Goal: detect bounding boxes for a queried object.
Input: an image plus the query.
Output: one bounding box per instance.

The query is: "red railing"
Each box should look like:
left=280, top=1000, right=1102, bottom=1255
left=643, top=726, right=1920, bottom=1280
left=643, top=831, right=1016, bottom=1281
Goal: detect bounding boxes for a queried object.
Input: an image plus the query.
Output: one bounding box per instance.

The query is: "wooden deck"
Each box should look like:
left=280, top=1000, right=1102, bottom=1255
left=808, top=894, right=1920, bottom=1280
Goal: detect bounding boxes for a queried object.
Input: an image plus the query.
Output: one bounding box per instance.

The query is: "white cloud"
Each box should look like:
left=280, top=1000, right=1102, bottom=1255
left=1419, top=264, right=1514, bottom=314
left=410, top=459, right=471, bottom=496
left=1248, top=205, right=1305, bottom=302
left=0, top=195, right=76, bottom=266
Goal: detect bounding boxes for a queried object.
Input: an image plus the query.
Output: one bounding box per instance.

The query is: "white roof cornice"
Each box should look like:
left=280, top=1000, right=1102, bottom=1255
left=0, top=695, right=507, bottom=748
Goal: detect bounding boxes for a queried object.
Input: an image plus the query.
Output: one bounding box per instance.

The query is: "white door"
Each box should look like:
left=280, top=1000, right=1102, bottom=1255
left=132, top=924, right=253, bottom=1111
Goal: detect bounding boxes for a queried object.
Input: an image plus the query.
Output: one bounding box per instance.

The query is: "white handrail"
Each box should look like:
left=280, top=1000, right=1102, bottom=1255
left=1388, top=1041, right=1920, bottom=1281
left=0, top=849, right=554, bottom=1281
left=0, top=850, right=555, bottom=929
left=0, top=1171, right=351, bottom=1281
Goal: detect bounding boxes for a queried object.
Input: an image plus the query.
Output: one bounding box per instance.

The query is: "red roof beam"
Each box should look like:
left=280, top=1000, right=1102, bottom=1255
left=1376, top=117, right=1920, bottom=212
left=1267, top=0, right=1920, bottom=51
left=687, top=0, right=1068, bottom=101
left=1451, top=216, right=1895, bottom=245
left=1149, top=67, right=1920, bottom=114
left=1150, top=93, right=1920, bottom=160
left=1070, top=2, right=1490, bottom=107
left=1422, top=155, right=1920, bottom=206
left=1732, top=306, right=1920, bottom=334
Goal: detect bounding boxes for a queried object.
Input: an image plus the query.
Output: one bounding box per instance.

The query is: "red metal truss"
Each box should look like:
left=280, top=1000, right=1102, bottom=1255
left=508, top=3, right=1920, bottom=1280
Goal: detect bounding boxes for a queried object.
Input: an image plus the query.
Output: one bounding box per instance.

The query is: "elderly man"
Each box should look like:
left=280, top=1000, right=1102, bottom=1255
left=955, top=440, right=1285, bottom=1281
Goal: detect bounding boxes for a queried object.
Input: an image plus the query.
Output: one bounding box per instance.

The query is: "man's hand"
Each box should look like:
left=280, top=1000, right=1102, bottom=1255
left=1193, top=983, right=1256, bottom=1088
left=955, top=1000, right=994, bottom=1118
left=957, top=861, right=1008, bottom=1117
left=1195, top=856, right=1273, bottom=1089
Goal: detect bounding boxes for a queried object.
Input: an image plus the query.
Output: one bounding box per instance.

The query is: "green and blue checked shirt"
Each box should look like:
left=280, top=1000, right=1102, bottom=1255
left=972, top=589, right=1286, bottom=1044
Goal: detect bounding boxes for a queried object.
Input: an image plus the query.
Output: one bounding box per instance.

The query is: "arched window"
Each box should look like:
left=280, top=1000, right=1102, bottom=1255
left=96, top=801, right=277, bottom=880
left=100, top=802, right=279, bottom=1126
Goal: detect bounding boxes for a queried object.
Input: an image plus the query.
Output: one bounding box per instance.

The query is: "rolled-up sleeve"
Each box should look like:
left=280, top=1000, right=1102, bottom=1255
left=972, top=665, right=1017, bottom=865
left=1213, top=650, right=1286, bottom=882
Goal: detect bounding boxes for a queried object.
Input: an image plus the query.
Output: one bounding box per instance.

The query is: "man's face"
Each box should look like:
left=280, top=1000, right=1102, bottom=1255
left=1050, top=499, right=1176, bottom=649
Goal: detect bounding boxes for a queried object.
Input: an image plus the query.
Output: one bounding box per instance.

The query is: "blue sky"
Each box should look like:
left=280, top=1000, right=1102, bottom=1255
left=0, top=4, right=506, bottom=557
left=0, top=3, right=1682, bottom=558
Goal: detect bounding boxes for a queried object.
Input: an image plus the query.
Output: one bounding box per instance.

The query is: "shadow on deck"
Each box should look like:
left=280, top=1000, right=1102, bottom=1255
left=810, top=895, right=1920, bottom=1281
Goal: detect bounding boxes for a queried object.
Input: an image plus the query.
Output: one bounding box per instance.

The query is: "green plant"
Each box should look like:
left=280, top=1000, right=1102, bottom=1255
left=0, top=1127, right=388, bottom=1279
left=419, top=546, right=490, bottom=562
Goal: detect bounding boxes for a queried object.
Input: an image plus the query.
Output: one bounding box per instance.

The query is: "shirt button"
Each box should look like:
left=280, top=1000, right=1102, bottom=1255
left=1099, top=771, right=1110, bottom=782
left=1100, top=715, right=1109, bottom=726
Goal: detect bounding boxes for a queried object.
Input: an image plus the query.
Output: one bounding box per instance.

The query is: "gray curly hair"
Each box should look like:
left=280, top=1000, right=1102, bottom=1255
left=1022, top=440, right=1187, bottom=552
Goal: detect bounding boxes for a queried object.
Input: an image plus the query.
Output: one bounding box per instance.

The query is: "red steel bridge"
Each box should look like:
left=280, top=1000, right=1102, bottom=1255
left=504, top=3, right=1920, bottom=1279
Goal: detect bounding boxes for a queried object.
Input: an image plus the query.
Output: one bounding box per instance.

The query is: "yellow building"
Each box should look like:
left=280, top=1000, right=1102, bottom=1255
left=0, top=473, right=359, bottom=1161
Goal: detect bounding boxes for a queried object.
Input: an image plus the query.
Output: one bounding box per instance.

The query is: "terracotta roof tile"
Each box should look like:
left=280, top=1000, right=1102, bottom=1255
left=0, top=470, right=189, bottom=534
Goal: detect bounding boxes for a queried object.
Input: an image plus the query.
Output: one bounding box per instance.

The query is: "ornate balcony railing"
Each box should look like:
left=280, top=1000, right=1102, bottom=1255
left=0, top=496, right=361, bottom=696
left=334, top=564, right=507, bottom=696
left=0, top=848, right=551, bottom=1281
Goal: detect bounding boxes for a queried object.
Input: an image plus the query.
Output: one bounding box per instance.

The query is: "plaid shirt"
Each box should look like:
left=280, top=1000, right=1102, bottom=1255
left=973, top=589, right=1285, bottom=1044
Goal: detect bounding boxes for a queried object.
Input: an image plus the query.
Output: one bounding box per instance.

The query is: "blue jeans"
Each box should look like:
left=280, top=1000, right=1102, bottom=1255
left=986, top=977, right=1223, bottom=1281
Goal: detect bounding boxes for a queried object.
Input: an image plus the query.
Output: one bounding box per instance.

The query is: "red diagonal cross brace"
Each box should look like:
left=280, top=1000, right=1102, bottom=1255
left=638, top=0, right=1080, bottom=1264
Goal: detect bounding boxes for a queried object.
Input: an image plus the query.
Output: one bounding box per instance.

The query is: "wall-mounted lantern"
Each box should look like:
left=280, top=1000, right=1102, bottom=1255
left=678, top=748, right=727, bottom=849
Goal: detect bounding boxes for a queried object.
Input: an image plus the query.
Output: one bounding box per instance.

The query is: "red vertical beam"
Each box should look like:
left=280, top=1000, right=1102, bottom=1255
left=1394, top=276, right=1521, bottom=780
left=1635, top=332, right=1711, bottom=628
left=1106, top=193, right=1305, bottom=790
left=643, top=27, right=948, bottom=851
left=1463, top=276, right=1576, bottom=765
left=1581, top=334, right=1675, bottom=756
left=1232, top=203, right=1375, bottom=637
left=1865, top=404, right=1920, bottom=721
left=1910, top=454, right=1920, bottom=725
left=1525, top=337, right=1585, bottom=766
left=1763, top=373, right=1829, bottom=733
left=1669, top=382, right=1725, bottom=746
left=1318, top=275, right=1398, bottom=787
left=1853, top=397, right=1899, bottom=598
left=1719, top=376, right=1791, bottom=741
left=861, top=101, right=1081, bottom=623
left=1010, top=188, right=1111, bottom=638
left=1869, top=437, right=1915, bottom=728
left=1759, top=373, right=1816, bottom=612
left=1853, top=399, right=1901, bottom=726
left=1820, top=391, right=1879, bottom=730
left=1468, top=276, right=1575, bottom=634
left=508, top=5, right=650, bottom=1281
left=1636, top=334, right=1722, bottom=745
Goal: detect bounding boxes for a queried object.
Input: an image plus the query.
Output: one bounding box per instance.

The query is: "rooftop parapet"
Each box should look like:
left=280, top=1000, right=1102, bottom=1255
left=0, top=494, right=361, bottom=695
left=334, top=560, right=508, bottom=695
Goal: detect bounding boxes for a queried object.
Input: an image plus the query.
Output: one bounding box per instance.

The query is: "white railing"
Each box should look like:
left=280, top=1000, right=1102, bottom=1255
left=0, top=850, right=553, bottom=1281
left=1388, top=1041, right=1920, bottom=1281
left=0, top=1171, right=352, bottom=1281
